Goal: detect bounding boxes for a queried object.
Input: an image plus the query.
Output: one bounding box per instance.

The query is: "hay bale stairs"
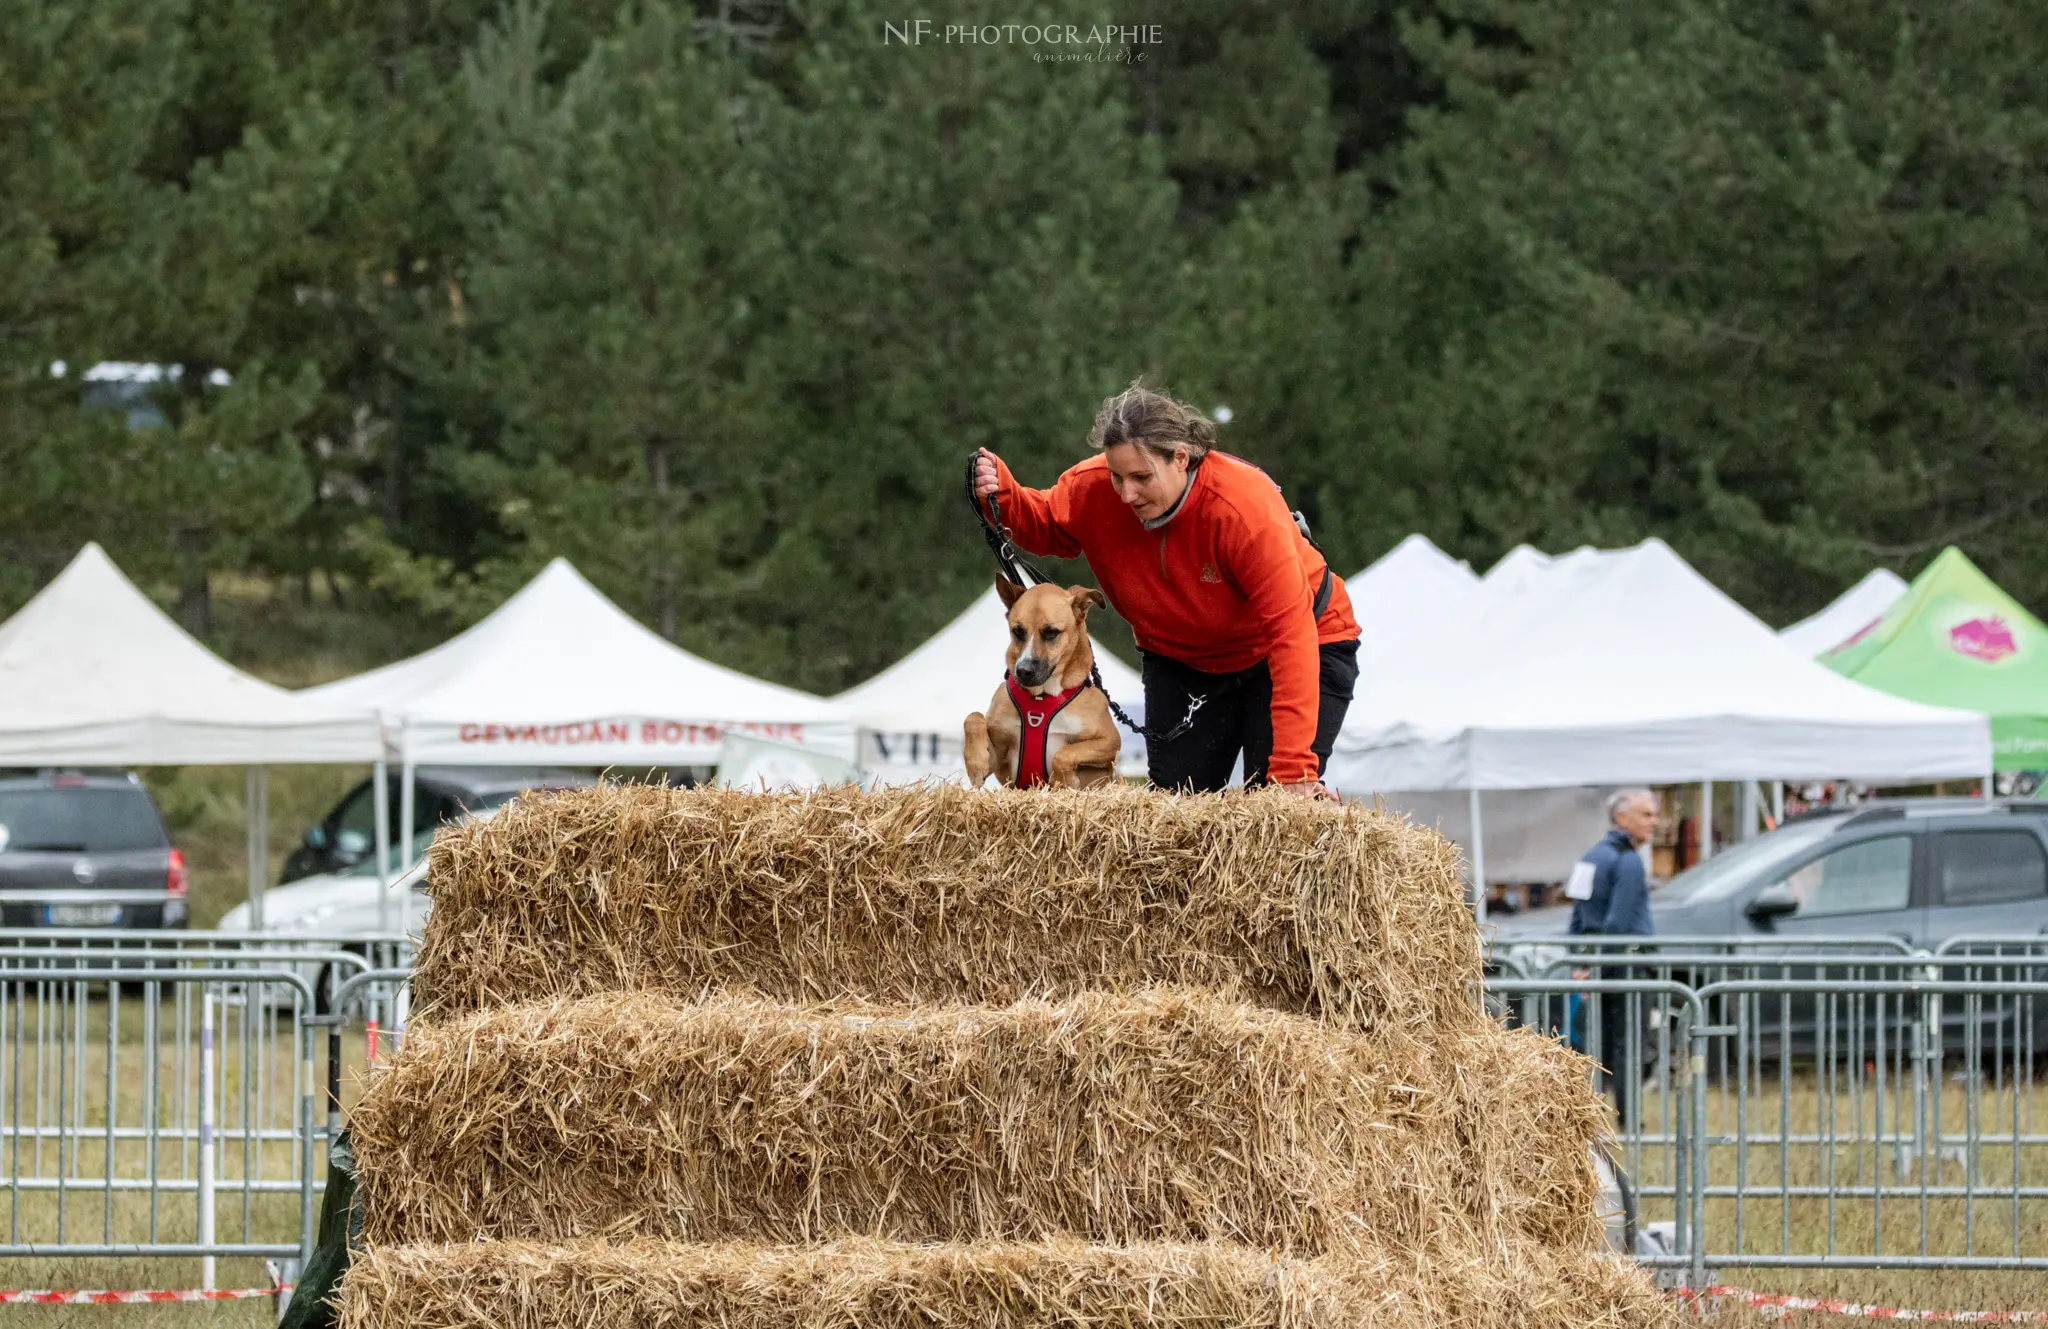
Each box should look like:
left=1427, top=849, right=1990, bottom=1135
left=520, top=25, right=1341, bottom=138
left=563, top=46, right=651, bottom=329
left=340, top=785, right=1674, bottom=1328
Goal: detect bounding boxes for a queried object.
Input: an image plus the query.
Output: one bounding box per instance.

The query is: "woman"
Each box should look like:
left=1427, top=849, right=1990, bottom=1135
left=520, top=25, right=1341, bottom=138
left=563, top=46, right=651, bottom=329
left=972, top=384, right=1360, bottom=796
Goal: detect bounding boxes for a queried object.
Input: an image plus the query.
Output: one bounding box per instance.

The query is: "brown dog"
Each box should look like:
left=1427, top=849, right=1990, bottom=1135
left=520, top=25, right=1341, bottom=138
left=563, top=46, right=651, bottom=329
left=963, top=577, right=1122, bottom=789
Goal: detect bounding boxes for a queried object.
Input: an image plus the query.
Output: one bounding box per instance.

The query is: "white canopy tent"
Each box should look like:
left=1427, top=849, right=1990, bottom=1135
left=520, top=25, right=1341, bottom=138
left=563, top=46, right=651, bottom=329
left=0, top=544, right=383, bottom=927
left=1343, top=537, right=1608, bottom=885
left=1779, top=568, right=1909, bottom=657
left=306, top=558, right=853, bottom=769
left=1361, top=786, right=1614, bottom=886
left=1346, top=533, right=1478, bottom=620
left=1329, top=539, right=1989, bottom=790
left=0, top=544, right=379, bottom=765
left=1324, top=539, right=1993, bottom=914
left=836, top=586, right=1149, bottom=784
left=1478, top=544, right=1561, bottom=597
left=304, top=559, right=853, bottom=908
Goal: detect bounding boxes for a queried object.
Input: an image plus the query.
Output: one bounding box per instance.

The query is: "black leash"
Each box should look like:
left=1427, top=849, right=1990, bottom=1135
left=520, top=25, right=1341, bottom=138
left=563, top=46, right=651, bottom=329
left=965, top=451, right=1051, bottom=591
left=964, top=452, right=1206, bottom=746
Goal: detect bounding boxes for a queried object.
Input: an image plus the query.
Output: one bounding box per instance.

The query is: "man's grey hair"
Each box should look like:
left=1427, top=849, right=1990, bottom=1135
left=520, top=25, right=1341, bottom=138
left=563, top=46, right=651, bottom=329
left=1606, top=788, right=1656, bottom=823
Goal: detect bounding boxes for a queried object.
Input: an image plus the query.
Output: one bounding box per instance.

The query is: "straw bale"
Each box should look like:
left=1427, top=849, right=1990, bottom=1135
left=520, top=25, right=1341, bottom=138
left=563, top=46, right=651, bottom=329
left=1442, top=1024, right=1610, bottom=1251
left=334, top=1236, right=1680, bottom=1329
left=351, top=989, right=1437, bottom=1252
left=410, top=783, right=1478, bottom=1033
left=349, top=990, right=1605, bottom=1256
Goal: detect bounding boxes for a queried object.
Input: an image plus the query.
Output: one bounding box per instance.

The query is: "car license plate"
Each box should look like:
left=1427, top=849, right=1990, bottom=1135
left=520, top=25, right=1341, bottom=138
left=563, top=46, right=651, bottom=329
left=46, top=904, right=122, bottom=927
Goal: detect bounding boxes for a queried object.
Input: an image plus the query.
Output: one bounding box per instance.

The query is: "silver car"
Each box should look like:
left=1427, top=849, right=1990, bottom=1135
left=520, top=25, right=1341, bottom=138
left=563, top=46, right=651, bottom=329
left=218, top=834, right=432, bottom=1008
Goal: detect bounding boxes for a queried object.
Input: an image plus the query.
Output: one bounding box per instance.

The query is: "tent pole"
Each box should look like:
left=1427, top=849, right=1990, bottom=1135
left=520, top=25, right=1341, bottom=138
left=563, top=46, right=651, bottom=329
left=244, top=767, right=267, bottom=932
left=1986, top=762, right=1997, bottom=802
left=373, top=754, right=392, bottom=935
left=1468, top=786, right=1487, bottom=924
left=1697, top=781, right=1713, bottom=861
left=399, top=722, right=416, bottom=872
left=399, top=721, right=415, bottom=943
left=1772, top=780, right=1784, bottom=826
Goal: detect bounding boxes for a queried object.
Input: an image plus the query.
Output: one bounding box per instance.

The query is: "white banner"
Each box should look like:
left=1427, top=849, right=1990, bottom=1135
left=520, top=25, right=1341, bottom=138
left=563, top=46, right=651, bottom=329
left=394, top=717, right=855, bottom=766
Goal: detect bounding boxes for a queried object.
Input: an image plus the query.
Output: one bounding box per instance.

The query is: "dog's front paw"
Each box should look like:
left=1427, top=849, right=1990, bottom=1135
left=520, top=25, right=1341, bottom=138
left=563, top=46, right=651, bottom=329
left=962, top=711, right=993, bottom=786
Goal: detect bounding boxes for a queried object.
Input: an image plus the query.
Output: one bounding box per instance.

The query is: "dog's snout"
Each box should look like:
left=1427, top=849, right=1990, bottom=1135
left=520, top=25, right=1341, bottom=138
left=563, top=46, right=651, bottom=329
left=1012, top=654, right=1052, bottom=687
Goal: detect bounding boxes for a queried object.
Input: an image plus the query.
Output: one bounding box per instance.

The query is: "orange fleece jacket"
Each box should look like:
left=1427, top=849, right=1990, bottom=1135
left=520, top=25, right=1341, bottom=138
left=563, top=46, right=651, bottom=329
left=990, top=451, right=1359, bottom=784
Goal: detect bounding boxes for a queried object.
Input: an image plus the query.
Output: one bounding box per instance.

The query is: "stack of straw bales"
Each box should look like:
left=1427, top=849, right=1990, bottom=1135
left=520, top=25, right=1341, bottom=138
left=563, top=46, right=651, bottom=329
left=338, top=784, right=1674, bottom=1328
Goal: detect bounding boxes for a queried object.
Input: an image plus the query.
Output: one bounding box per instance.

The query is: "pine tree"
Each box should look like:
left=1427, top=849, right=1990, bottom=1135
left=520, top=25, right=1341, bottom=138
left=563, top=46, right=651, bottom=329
left=1370, top=0, right=2048, bottom=616
left=0, top=0, right=322, bottom=626
left=762, top=0, right=1181, bottom=685
left=0, top=0, right=186, bottom=603
left=452, top=0, right=788, bottom=645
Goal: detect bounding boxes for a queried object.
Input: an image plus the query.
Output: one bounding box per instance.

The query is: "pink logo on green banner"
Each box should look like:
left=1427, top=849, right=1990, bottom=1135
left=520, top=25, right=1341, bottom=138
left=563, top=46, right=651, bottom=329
left=1949, top=615, right=2018, bottom=663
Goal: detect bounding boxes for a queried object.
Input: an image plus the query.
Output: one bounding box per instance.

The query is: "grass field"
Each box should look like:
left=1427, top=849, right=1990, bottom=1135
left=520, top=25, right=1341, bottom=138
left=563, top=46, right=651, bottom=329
left=0, top=984, right=376, bottom=1326
left=1614, top=1065, right=2048, bottom=1322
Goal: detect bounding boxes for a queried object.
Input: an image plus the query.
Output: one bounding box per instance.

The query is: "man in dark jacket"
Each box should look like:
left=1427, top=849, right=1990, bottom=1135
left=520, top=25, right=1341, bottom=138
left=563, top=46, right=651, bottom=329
left=1567, top=788, right=1659, bottom=1128
left=1570, top=790, right=1657, bottom=938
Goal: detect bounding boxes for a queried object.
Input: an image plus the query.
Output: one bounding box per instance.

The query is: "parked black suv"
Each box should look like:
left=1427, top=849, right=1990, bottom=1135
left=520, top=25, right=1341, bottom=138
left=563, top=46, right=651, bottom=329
left=281, top=767, right=599, bottom=883
left=0, top=771, right=187, bottom=929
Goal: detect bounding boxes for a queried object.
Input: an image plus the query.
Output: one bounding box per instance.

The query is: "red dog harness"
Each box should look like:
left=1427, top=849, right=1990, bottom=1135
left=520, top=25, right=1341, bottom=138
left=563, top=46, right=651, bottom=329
left=1004, top=676, right=1091, bottom=788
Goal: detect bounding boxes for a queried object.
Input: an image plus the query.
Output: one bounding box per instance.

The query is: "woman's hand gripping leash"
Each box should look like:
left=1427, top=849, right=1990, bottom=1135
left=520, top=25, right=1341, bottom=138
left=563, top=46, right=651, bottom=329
left=972, top=449, right=1001, bottom=501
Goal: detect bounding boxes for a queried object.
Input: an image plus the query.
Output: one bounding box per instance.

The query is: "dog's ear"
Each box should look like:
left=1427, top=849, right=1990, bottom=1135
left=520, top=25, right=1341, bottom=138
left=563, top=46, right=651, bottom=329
left=1068, top=586, right=1106, bottom=617
left=996, top=576, right=1027, bottom=610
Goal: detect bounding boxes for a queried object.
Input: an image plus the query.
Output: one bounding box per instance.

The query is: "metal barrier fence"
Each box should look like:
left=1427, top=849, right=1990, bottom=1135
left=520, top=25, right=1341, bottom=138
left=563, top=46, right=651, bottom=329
left=0, top=930, right=410, bottom=1290
left=0, top=930, right=2040, bottom=1292
left=1488, top=932, right=2048, bottom=976
left=1487, top=933, right=1924, bottom=982
left=1490, top=956, right=2048, bottom=1287
left=0, top=929, right=413, bottom=991
left=0, top=966, right=316, bottom=1272
left=316, top=969, right=414, bottom=1144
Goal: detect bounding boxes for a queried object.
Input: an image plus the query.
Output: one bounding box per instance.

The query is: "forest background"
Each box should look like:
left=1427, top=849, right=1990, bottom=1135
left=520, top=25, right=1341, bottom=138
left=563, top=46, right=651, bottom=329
left=6, top=0, right=2043, bottom=691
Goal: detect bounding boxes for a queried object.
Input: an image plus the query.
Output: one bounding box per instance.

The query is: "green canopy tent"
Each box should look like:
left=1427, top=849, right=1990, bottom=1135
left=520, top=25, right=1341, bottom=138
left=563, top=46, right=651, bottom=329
left=1823, top=547, right=2048, bottom=771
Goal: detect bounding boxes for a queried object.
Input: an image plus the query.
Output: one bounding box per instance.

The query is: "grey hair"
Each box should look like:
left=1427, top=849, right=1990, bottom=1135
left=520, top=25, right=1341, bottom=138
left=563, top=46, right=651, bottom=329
left=1606, top=788, right=1656, bottom=823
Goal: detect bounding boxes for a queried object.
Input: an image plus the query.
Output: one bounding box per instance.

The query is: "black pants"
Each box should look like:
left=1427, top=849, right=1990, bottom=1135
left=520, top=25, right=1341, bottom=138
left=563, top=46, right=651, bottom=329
left=1597, top=965, right=1645, bottom=1132
left=1141, top=639, right=1360, bottom=792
